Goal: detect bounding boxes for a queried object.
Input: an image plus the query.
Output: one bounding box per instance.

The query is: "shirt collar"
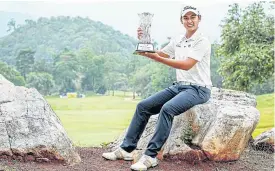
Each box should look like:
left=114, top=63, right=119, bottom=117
left=184, top=28, right=201, bottom=41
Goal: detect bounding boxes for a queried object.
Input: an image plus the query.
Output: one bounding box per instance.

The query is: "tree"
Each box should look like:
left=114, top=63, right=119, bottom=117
left=53, top=51, right=80, bottom=93
left=150, top=63, right=176, bottom=93
left=114, top=74, right=128, bottom=96
left=26, top=72, right=55, bottom=95
left=16, top=49, right=35, bottom=80
left=132, top=62, right=176, bottom=98
left=7, top=18, right=17, bottom=32
left=0, top=16, right=136, bottom=67
left=0, top=61, right=25, bottom=86
left=210, top=43, right=223, bottom=88
left=218, top=2, right=274, bottom=92
left=33, top=59, right=54, bottom=74
left=132, top=65, right=152, bottom=98
left=250, top=77, right=274, bottom=95
left=104, top=52, right=124, bottom=96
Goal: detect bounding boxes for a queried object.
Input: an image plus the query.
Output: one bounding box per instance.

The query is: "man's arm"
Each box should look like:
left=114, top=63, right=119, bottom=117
left=141, top=38, right=210, bottom=70
left=139, top=52, right=198, bottom=71
left=155, top=50, right=170, bottom=58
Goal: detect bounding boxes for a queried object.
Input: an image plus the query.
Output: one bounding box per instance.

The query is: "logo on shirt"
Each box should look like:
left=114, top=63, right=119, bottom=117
left=176, top=37, right=193, bottom=48
left=176, top=38, right=184, bottom=47
left=176, top=43, right=181, bottom=47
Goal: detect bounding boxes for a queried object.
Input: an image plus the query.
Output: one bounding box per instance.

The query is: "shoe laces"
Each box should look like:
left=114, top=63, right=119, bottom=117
left=139, top=155, right=149, bottom=163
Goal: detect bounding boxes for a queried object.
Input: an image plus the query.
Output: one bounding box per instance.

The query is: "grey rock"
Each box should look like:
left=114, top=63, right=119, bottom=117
left=109, top=87, right=260, bottom=161
left=0, top=75, right=81, bottom=165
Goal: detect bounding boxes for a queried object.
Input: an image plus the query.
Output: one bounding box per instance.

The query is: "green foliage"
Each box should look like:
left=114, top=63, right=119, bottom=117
left=53, top=50, right=80, bottom=93
left=6, top=8, right=273, bottom=96
left=133, top=62, right=176, bottom=98
left=133, top=63, right=154, bottom=98
left=210, top=43, right=223, bottom=88
left=103, top=52, right=124, bottom=95
left=250, top=77, right=274, bottom=95
left=33, top=59, right=54, bottom=74
left=77, top=48, right=105, bottom=92
left=26, top=72, right=55, bottom=95
left=0, top=16, right=144, bottom=95
left=150, top=63, right=176, bottom=92
left=0, top=61, right=25, bottom=86
left=15, top=48, right=35, bottom=80
left=0, top=16, right=136, bottom=65
left=7, top=18, right=17, bottom=32
left=218, top=2, right=274, bottom=92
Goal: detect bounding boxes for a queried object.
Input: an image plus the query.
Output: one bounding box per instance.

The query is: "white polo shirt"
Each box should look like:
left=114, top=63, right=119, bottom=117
left=161, top=29, right=212, bottom=86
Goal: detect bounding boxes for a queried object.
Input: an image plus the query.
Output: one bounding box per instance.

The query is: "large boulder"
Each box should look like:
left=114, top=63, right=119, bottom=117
left=252, top=128, right=274, bottom=153
left=0, top=75, right=81, bottom=165
left=109, top=88, right=260, bottom=162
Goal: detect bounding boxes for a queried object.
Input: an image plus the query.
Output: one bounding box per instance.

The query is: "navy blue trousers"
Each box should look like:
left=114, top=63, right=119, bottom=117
left=120, top=83, right=211, bottom=158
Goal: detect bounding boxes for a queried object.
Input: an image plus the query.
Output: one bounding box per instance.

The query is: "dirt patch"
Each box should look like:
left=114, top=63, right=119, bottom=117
left=0, top=146, right=273, bottom=171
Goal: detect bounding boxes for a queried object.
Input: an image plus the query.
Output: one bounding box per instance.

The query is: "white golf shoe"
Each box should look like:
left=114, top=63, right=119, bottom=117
left=130, top=154, right=158, bottom=171
left=102, top=147, right=134, bottom=161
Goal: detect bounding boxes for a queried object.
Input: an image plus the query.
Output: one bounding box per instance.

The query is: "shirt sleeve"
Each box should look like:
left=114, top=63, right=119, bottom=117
left=160, top=39, right=175, bottom=59
left=187, top=38, right=211, bottom=62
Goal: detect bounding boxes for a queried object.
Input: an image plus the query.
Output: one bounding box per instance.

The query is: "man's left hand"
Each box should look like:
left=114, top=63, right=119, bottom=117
left=137, top=52, right=159, bottom=60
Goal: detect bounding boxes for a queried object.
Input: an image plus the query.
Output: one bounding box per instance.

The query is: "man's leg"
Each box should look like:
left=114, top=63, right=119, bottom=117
left=144, top=85, right=211, bottom=157
left=120, top=85, right=180, bottom=153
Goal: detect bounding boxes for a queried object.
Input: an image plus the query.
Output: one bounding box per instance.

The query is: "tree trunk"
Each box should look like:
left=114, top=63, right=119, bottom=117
left=132, top=86, right=135, bottom=99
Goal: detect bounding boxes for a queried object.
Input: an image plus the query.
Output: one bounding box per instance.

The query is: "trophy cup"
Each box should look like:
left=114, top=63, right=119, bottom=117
left=134, top=12, right=155, bottom=54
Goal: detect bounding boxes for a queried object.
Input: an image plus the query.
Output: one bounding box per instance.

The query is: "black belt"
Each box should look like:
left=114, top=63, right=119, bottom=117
left=174, top=81, right=212, bottom=89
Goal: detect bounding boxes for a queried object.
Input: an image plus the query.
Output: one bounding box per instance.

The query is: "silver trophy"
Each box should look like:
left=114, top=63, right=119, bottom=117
left=134, top=12, right=155, bottom=54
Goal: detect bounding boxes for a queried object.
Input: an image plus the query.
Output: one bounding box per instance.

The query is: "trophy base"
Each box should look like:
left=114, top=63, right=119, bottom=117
left=133, top=43, right=155, bottom=54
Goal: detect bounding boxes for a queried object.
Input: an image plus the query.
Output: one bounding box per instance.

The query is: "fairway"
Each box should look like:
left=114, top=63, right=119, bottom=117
left=252, top=93, right=274, bottom=137
left=46, top=94, right=139, bottom=147
left=46, top=93, right=274, bottom=147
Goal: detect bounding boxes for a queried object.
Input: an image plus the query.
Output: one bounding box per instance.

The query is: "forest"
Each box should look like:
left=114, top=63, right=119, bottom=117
left=0, top=2, right=273, bottom=97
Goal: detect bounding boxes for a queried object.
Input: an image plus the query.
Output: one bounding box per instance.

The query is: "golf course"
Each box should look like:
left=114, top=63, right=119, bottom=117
left=46, top=91, right=274, bottom=147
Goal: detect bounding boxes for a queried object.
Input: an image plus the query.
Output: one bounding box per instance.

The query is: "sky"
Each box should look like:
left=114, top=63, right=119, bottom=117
left=0, top=0, right=270, bottom=44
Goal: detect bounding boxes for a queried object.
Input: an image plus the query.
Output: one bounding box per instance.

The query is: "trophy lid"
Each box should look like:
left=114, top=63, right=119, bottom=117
left=138, top=12, right=154, bottom=17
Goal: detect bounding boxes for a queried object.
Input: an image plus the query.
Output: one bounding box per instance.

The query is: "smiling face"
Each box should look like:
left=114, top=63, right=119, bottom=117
left=181, top=11, right=201, bottom=32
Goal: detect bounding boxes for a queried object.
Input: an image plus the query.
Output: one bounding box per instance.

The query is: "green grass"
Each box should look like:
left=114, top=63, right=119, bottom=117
left=252, top=93, right=274, bottom=137
left=46, top=95, right=140, bottom=147
left=46, top=92, right=274, bottom=147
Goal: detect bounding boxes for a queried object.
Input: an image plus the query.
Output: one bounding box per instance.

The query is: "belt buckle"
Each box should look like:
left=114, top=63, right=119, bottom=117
left=180, top=81, right=190, bottom=86
left=199, top=85, right=211, bottom=89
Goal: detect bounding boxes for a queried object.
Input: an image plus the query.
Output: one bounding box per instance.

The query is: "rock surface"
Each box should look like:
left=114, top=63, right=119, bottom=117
left=252, top=128, right=274, bottom=153
left=109, top=88, right=260, bottom=162
left=0, top=75, right=81, bottom=165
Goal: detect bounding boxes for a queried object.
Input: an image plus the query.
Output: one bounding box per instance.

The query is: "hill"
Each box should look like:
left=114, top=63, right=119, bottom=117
left=0, top=11, right=34, bottom=38
left=0, top=16, right=137, bottom=65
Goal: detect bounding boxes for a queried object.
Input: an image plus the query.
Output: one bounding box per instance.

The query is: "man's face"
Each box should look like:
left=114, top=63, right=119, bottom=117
left=181, top=11, right=201, bottom=32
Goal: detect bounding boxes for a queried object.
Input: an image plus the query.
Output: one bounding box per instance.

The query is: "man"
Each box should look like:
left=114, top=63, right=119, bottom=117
left=102, top=4, right=212, bottom=171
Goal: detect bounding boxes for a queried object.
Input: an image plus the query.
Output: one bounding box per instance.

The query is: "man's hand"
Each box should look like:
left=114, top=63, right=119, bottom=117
left=137, top=52, right=198, bottom=71
left=137, top=52, right=159, bottom=60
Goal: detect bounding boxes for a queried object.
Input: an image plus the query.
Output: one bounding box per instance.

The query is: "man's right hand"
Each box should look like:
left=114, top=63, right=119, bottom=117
left=137, top=27, right=143, bottom=40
